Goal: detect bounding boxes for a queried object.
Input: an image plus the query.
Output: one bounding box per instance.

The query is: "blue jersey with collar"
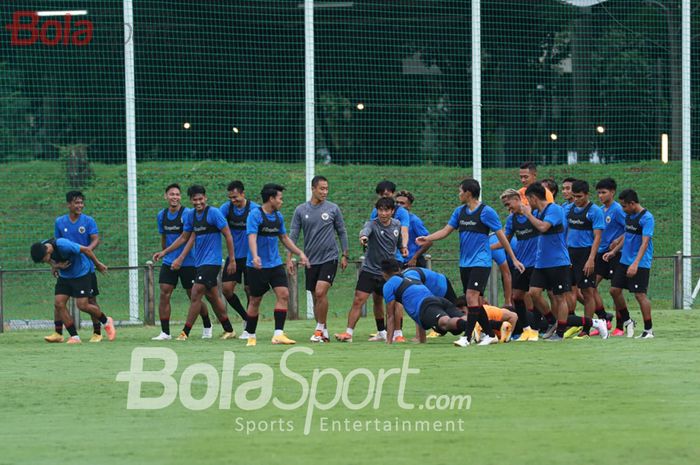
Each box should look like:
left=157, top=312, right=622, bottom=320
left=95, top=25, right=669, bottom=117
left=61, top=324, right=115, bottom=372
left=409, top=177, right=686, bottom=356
left=404, top=212, right=429, bottom=264
left=620, top=210, right=654, bottom=268
left=220, top=200, right=260, bottom=259
left=52, top=238, right=92, bottom=279
left=403, top=267, right=448, bottom=298
left=566, top=202, right=605, bottom=248
left=599, top=201, right=626, bottom=253
left=505, top=213, right=537, bottom=268
left=535, top=203, right=570, bottom=268
left=447, top=203, right=502, bottom=267
left=55, top=214, right=98, bottom=272
left=246, top=208, right=287, bottom=268
left=383, top=275, right=432, bottom=322
left=157, top=207, right=195, bottom=267
left=183, top=206, right=228, bottom=267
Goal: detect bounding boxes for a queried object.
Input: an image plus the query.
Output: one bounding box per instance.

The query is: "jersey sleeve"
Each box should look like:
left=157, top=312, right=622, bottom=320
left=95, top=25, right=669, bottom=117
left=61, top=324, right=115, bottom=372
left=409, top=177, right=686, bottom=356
left=56, top=238, right=80, bottom=256
left=359, top=220, right=373, bottom=238
left=219, top=201, right=230, bottom=218
left=447, top=206, right=461, bottom=229
left=641, top=213, right=655, bottom=237
left=289, top=207, right=302, bottom=243
left=590, top=206, right=605, bottom=230
left=182, top=209, right=193, bottom=232
left=209, top=208, right=228, bottom=231
left=396, top=207, right=410, bottom=227
left=614, top=207, right=626, bottom=229
left=246, top=208, right=262, bottom=235
left=278, top=212, right=287, bottom=235
left=157, top=210, right=165, bottom=234
left=481, top=206, right=503, bottom=232
left=333, top=205, right=349, bottom=252
left=412, top=215, right=429, bottom=237
left=505, top=214, right=514, bottom=236
left=87, top=217, right=99, bottom=235
left=369, top=208, right=378, bottom=220
left=383, top=278, right=398, bottom=304
left=54, top=218, right=62, bottom=238
left=543, top=205, right=562, bottom=228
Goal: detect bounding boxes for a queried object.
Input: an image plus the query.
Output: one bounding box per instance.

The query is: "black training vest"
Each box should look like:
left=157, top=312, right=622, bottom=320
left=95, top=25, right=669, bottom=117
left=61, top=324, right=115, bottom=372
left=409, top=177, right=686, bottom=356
left=226, top=200, right=250, bottom=231
left=402, top=267, right=426, bottom=283
left=257, top=209, right=282, bottom=237
left=625, top=209, right=647, bottom=236
left=538, top=204, right=564, bottom=235
left=458, top=204, right=490, bottom=234
left=512, top=214, right=538, bottom=241
left=161, top=207, right=185, bottom=235
left=567, top=202, right=593, bottom=231
left=192, top=206, right=219, bottom=236
left=44, top=238, right=69, bottom=262
left=394, top=277, right=421, bottom=305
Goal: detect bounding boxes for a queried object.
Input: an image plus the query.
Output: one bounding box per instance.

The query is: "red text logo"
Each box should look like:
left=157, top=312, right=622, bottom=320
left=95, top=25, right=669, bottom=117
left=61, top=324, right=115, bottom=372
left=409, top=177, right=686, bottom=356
left=5, top=11, right=93, bottom=46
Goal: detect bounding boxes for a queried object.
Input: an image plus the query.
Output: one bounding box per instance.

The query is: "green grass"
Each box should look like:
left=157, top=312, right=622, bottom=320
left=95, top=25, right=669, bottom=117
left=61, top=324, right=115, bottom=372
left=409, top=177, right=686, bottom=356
left=1, top=160, right=699, bottom=321
left=1, top=310, right=699, bottom=465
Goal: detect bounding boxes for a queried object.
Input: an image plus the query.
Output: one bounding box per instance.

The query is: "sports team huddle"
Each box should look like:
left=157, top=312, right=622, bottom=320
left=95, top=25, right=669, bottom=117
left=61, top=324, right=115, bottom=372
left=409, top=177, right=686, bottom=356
left=30, top=161, right=655, bottom=346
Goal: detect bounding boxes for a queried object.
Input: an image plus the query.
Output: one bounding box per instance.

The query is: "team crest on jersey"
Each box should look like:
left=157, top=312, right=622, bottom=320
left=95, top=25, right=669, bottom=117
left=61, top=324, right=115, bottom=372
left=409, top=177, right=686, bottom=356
left=393, top=229, right=399, bottom=237
left=321, top=212, right=330, bottom=221
left=78, top=226, right=86, bottom=234
left=605, top=216, right=611, bottom=224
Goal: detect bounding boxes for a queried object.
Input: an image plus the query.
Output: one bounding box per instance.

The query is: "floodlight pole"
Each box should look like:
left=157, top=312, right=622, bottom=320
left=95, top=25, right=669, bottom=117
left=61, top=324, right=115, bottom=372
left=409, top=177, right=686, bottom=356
left=471, top=0, right=482, bottom=184
left=304, top=0, right=315, bottom=319
left=681, top=0, right=691, bottom=309
left=124, top=0, right=139, bottom=321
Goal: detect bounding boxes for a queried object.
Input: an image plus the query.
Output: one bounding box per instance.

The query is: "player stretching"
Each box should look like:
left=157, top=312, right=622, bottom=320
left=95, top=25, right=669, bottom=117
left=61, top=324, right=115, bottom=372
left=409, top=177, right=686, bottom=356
left=287, top=176, right=348, bottom=343
left=31, top=238, right=116, bottom=344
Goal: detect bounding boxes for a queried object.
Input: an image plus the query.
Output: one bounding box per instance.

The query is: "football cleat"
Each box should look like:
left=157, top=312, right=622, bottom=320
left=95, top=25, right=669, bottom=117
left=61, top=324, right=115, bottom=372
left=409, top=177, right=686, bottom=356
left=334, top=332, right=353, bottom=342
left=66, top=336, right=81, bottom=344
left=635, top=329, right=654, bottom=339
left=310, top=330, right=325, bottom=343
left=563, top=326, right=582, bottom=339
left=623, top=319, right=635, bottom=338
left=271, top=333, right=296, bottom=345
left=220, top=331, right=237, bottom=340
left=499, top=322, right=513, bottom=343
left=246, top=336, right=257, bottom=347
left=176, top=332, right=188, bottom=341
left=202, top=327, right=213, bottom=339
left=151, top=332, right=172, bottom=341
left=89, top=333, right=103, bottom=343
left=104, top=316, right=116, bottom=341
left=453, top=336, right=470, bottom=347
left=44, top=332, right=64, bottom=343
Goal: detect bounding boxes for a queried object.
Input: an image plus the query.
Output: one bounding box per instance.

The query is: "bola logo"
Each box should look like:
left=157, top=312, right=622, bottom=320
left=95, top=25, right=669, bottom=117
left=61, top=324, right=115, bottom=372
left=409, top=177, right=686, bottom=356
left=5, top=11, right=94, bottom=47
left=78, top=226, right=86, bottom=234
left=605, top=216, right=611, bottom=224
left=321, top=213, right=330, bottom=221
left=393, top=229, right=399, bottom=237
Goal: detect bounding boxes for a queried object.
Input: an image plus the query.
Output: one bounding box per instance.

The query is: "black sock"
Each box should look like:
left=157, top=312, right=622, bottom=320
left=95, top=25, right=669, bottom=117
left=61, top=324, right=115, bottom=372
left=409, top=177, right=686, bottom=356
left=567, top=314, right=584, bottom=326
left=93, top=322, right=101, bottom=335
left=201, top=313, right=212, bottom=329
left=582, top=316, right=592, bottom=334
left=54, top=320, right=63, bottom=335
left=274, top=309, right=287, bottom=331
left=545, top=312, right=556, bottom=325
left=98, top=313, right=108, bottom=325
left=399, top=317, right=403, bottom=330
left=476, top=306, right=494, bottom=337
left=465, top=308, right=480, bottom=340
left=618, top=307, right=630, bottom=323
left=65, top=324, right=78, bottom=337
left=160, top=319, right=170, bottom=335
left=615, top=310, right=624, bottom=330
left=644, top=318, right=652, bottom=331
left=594, top=307, right=607, bottom=319
left=456, top=319, right=468, bottom=336
left=556, top=320, right=567, bottom=337
left=220, top=317, right=233, bottom=333
left=513, top=300, right=527, bottom=335
left=183, top=323, right=192, bottom=336
left=226, top=294, right=248, bottom=321
left=246, top=312, right=259, bottom=334
left=375, top=318, right=386, bottom=332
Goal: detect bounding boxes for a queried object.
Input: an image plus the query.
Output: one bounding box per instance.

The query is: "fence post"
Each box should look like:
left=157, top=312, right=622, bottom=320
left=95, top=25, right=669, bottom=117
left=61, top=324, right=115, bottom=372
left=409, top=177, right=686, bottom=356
left=0, top=267, right=4, bottom=333
left=673, top=251, right=683, bottom=309
left=425, top=254, right=432, bottom=270
left=144, top=261, right=155, bottom=325
left=488, top=261, right=499, bottom=306
left=357, top=256, right=366, bottom=317
left=288, top=258, right=299, bottom=320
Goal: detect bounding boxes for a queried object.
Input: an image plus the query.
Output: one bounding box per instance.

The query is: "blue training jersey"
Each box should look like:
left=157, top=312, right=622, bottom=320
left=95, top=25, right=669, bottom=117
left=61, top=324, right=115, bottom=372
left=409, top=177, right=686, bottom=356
left=383, top=275, right=433, bottom=323
left=183, top=206, right=228, bottom=267
left=157, top=207, right=195, bottom=267
left=404, top=212, right=429, bottom=264
left=620, top=209, right=654, bottom=269
left=489, top=234, right=507, bottom=266
left=566, top=202, right=605, bottom=248
left=599, top=201, right=626, bottom=253
left=535, top=203, right=570, bottom=269
left=505, top=213, right=537, bottom=268
left=220, top=199, right=260, bottom=260
left=52, top=238, right=92, bottom=279
left=246, top=207, right=287, bottom=268
left=447, top=203, right=502, bottom=268
left=403, top=267, right=448, bottom=298
left=55, top=213, right=98, bottom=272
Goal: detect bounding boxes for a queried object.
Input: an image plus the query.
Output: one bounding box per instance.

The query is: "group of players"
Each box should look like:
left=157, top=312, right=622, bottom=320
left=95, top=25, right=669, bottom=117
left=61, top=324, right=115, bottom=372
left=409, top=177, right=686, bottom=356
left=30, top=161, right=655, bottom=346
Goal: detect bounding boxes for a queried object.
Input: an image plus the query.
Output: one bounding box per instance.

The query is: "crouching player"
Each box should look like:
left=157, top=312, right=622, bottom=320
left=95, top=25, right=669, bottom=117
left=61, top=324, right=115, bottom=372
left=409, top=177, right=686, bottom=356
left=381, top=260, right=471, bottom=346
left=31, top=238, right=116, bottom=344
left=454, top=296, right=517, bottom=343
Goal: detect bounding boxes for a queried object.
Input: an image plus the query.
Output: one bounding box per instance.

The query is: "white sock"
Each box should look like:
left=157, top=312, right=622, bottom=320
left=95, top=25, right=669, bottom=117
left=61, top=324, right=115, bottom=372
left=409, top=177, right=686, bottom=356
left=346, top=328, right=354, bottom=336
left=316, top=322, right=325, bottom=331
left=393, top=330, right=403, bottom=338
left=274, top=329, right=284, bottom=337
left=322, top=328, right=329, bottom=338
left=378, top=329, right=387, bottom=336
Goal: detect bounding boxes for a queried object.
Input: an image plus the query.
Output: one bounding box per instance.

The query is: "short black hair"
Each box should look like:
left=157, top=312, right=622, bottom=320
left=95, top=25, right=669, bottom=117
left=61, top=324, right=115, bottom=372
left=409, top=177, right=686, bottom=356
left=380, top=259, right=402, bottom=274
left=375, top=180, right=397, bottom=194
left=562, top=177, right=577, bottom=185
left=524, top=182, right=546, bottom=201
left=311, top=175, right=328, bottom=188
left=375, top=197, right=395, bottom=210
left=519, top=162, right=537, bottom=172
left=66, top=190, right=84, bottom=202
left=187, top=185, right=206, bottom=198
left=541, top=178, right=558, bottom=198
left=165, top=183, right=180, bottom=193
left=227, top=180, right=245, bottom=192
left=571, top=180, right=589, bottom=194
left=30, top=242, right=48, bottom=263
left=618, top=189, right=639, bottom=204
left=459, top=178, right=480, bottom=199
left=261, top=183, right=285, bottom=203
left=596, top=177, right=617, bottom=191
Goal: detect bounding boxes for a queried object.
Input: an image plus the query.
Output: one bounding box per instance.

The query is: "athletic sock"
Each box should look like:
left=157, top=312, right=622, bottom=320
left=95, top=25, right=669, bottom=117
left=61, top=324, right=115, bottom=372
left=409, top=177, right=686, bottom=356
left=393, top=330, right=403, bottom=339
left=183, top=323, right=192, bottom=336
left=399, top=317, right=403, bottom=330
left=65, top=324, right=78, bottom=337
left=160, top=319, right=170, bottom=335
left=615, top=310, right=624, bottom=330
left=201, top=313, right=212, bottom=329
left=220, top=317, right=233, bottom=333
left=556, top=320, right=567, bottom=337
left=274, top=308, right=287, bottom=331
left=97, top=313, right=108, bottom=325
left=465, top=307, right=480, bottom=340
left=618, top=307, right=630, bottom=323
left=513, top=299, right=527, bottom=335
left=226, top=293, right=248, bottom=321
left=92, top=322, right=101, bottom=335
left=315, top=322, right=325, bottom=332
left=582, top=316, right=592, bottom=334
left=594, top=307, right=607, bottom=319
left=456, top=319, right=468, bottom=336
left=375, top=318, right=386, bottom=332
left=245, top=312, right=259, bottom=335
left=644, top=318, right=652, bottom=331
left=54, top=320, right=63, bottom=335
left=566, top=315, right=584, bottom=326
left=345, top=327, right=354, bottom=336
left=544, top=311, right=556, bottom=325
left=475, top=306, right=495, bottom=337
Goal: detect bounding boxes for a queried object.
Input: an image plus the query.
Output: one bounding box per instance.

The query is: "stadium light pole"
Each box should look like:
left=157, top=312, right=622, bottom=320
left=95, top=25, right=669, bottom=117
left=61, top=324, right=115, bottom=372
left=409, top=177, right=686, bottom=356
left=124, top=0, right=139, bottom=321
left=681, top=0, right=691, bottom=308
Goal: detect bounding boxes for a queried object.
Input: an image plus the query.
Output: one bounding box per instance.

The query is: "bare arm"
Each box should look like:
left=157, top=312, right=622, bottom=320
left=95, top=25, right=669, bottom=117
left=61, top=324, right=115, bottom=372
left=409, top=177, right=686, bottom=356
left=153, top=231, right=191, bottom=261
left=385, top=300, right=397, bottom=345
left=520, top=205, right=552, bottom=233
left=280, top=234, right=309, bottom=268
left=495, top=229, right=524, bottom=273
left=88, top=233, right=100, bottom=251
left=79, top=246, right=107, bottom=273
left=248, top=233, right=261, bottom=269
left=416, top=224, right=454, bottom=245
left=221, top=226, right=236, bottom=275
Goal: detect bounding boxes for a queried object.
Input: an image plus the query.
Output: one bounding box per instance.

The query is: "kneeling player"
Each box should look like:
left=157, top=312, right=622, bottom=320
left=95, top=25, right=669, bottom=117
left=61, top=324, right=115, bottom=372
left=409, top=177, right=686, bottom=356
left=381, top=260, right=471, bottom=346
left=455, top=296, right=517, bottom=343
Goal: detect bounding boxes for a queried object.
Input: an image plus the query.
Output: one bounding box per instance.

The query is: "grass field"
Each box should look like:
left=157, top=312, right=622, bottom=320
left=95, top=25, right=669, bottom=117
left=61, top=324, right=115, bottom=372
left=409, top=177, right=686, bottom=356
left=1, top=310, right=699, bottom=465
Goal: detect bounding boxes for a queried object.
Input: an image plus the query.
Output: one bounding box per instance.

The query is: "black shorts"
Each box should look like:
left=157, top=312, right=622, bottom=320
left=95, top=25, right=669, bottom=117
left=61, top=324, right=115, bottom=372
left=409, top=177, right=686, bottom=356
left=443, top=278, right=458, bottom=304
left=595, top=252, right=619, bottom=280
left=611, top=264, right=650, bottom=294
left=530, top=266, right=572, bottom=295
left=512, top=267, right=534, bottom=292
left=305, top=260, right=338, bottom=292
left=55, top=274, right=95, bottom=298
left=222, top=257, right=248, bottom=285
left=418, top=296, right=464, bottom=330
left=248, top=265, right=289, bottom=297
left=459, top=267, right=491, bottom=294
left=355, top=270, right=385, bottom=295
left=89, top=273, right=100, bottom=297
left=568, top=247, right=596, bottom=289
left=159, top=264, right=196, bottom=290
left=194, top=265, right=221, bottom=290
